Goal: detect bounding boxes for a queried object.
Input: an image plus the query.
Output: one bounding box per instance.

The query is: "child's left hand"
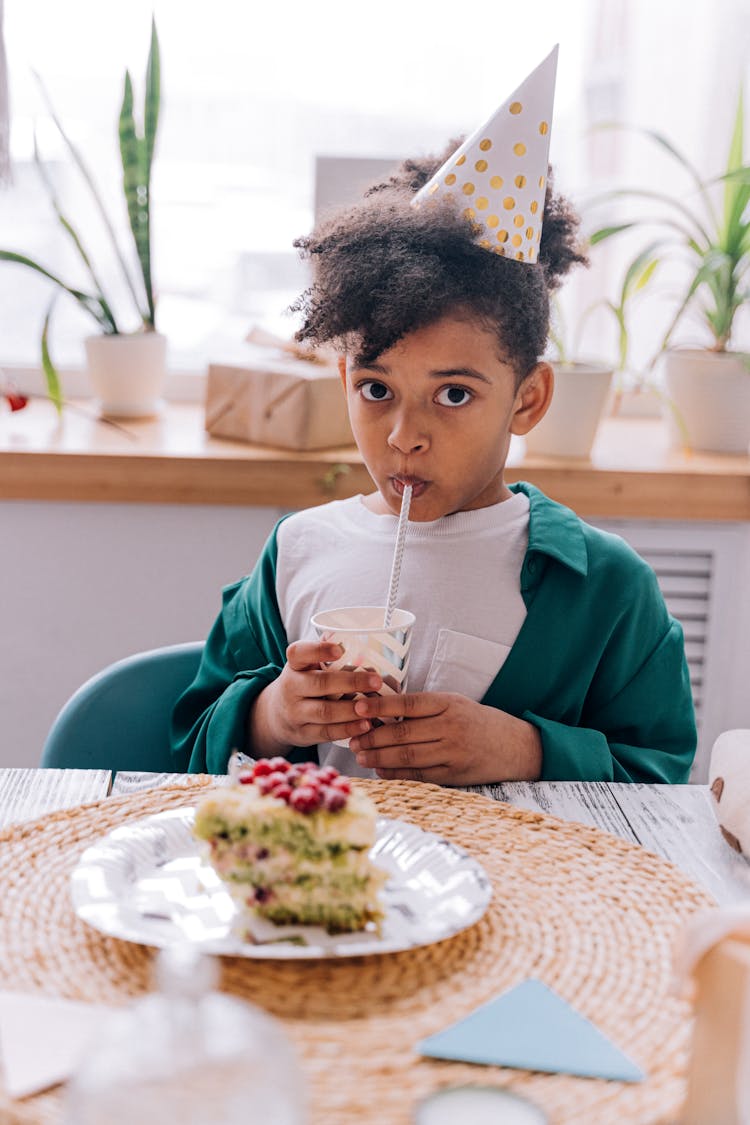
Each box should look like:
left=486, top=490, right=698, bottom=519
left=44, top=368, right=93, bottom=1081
left=348, top=691, right=543, bottom=785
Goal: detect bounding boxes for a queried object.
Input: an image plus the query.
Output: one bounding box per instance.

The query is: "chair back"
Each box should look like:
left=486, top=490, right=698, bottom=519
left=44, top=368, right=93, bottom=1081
left=41, top=642, right=204, bottom=773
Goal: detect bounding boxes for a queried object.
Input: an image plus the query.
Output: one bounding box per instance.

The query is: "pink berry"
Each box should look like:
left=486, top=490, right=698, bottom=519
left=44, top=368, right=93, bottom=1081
left=238, top=772, right=255, bottom=786
left=331, top=777, right=351, bottom=794
left=267, top=757, right=290, bottom=773
left=272, top=783, right=293, bottom=803
left=290, top=786, right=322, bottom=813
left=299, top=772, right=322, bottom=790
left=323, top=788, right=347, bottom=812
left=266, top=771, right=289, bottom=790
left=255, top=775, right=277, bottom=795
left=318, top=766, right=339, bottom=784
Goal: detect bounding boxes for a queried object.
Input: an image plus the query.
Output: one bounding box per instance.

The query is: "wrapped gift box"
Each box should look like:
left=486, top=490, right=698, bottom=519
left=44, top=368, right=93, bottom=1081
left=205, top=339, right=354, bottom=451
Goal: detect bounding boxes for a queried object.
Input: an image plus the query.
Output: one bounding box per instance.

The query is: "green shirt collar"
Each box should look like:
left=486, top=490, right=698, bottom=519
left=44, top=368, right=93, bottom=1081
left=509, top=481, right=589, bottom=577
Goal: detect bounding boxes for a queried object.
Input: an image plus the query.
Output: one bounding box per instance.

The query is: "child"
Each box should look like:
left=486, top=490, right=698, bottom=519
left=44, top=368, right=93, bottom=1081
left=171, top=54, right=696, bottom=785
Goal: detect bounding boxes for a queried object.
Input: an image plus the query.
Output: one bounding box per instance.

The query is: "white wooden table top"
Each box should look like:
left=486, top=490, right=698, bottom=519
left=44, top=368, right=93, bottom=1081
left=3, top=769, right=748, bottom=905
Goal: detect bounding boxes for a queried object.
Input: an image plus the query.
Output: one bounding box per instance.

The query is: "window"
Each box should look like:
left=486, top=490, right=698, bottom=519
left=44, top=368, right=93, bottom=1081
left=1, top=0, right=748, bottom=378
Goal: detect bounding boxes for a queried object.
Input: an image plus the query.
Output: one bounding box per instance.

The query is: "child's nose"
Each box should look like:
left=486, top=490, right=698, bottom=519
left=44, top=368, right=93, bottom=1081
left=387, top=410, right=430, bottom=454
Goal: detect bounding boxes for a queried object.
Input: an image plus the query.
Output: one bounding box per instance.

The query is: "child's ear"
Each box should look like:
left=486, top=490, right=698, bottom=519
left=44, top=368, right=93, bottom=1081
left=510, top=361, right=554, bottom=435
left=338, top=356, right=347, bottom=392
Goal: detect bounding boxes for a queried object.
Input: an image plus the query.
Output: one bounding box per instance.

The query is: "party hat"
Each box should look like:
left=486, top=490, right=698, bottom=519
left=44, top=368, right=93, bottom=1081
left=413, top=46, right=558, bottom=262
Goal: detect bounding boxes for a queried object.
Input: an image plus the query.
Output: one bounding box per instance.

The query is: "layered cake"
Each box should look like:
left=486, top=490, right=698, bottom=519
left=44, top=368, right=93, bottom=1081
left=194, top=758, right=386, bottom=934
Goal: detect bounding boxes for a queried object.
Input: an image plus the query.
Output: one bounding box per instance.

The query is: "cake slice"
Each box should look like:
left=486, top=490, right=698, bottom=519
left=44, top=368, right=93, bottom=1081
left=194, top=759, right=386, bottom=935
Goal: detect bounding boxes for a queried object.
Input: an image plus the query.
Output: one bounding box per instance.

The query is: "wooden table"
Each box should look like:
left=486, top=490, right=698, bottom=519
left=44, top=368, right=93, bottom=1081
left=3, top=768, right=748, bottom=905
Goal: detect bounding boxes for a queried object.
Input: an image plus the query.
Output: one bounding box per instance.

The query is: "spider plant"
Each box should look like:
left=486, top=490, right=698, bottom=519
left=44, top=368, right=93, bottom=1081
left=589, top=86, right=750, bottom=364
left=0, top=18, right=160, bottom=413
left=549, top=244, right=660, bottom=375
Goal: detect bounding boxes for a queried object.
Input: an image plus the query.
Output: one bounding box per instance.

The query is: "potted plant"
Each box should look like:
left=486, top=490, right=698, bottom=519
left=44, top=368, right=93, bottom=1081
left=0, top=19, right=164, bottom=419
left=520, top=278, right=620, bottom=460
left=590, top=88, right=750, bottom=455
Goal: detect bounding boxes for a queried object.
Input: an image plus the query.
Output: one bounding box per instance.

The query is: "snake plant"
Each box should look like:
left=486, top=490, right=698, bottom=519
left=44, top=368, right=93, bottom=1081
left=588, top=87, right=750, bottom=365
left=0, top=19, right=161, bottom=412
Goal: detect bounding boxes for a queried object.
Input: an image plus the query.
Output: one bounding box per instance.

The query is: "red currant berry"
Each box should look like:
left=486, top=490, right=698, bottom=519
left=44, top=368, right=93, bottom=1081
left=238, top=772, right=255, bottom=785
left=5, top=392, right=28, bottom=412
left=251, top=760, right=273, bottom=778
left=290, top=786, right=322, bottom=813
left=331, top=777, right=352, bottom=794
left=272, top=783, right=293, bottom=803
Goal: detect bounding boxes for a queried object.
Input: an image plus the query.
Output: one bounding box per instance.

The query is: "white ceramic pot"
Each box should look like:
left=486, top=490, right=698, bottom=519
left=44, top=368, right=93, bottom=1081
left=663, top=349, right=750, bottom=455
left=85, top=331, right=167, bottom=418
left=523, top=361, right=614, bottom=459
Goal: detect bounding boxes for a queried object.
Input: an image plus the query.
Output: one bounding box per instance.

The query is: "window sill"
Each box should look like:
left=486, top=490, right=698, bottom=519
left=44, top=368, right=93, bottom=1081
left=4, top=364, right=207, bottom=404
left=1, top=398, right=749, bottom=519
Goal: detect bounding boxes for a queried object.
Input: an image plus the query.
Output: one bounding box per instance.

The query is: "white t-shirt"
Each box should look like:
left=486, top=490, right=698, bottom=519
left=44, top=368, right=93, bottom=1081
left=275, top=491, right=530, bottom=776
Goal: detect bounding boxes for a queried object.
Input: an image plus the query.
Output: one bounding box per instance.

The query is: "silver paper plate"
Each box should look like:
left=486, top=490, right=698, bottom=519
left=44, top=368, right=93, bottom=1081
left=71, top=807, right=492, bottom=959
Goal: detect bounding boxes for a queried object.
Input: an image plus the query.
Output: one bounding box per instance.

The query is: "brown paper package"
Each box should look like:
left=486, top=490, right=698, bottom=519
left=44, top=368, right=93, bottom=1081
left=205, top=354, right=354, bottom=451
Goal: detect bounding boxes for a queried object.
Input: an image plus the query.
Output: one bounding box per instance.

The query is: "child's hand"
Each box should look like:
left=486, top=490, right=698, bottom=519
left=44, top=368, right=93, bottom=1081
left=250, top=641, right=379, bottom=754
left=348, top=691, right=543, bottom=786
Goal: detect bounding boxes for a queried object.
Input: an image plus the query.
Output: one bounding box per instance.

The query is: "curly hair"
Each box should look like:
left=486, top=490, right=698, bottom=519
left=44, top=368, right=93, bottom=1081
left=291, top=141, right=588, bottom=384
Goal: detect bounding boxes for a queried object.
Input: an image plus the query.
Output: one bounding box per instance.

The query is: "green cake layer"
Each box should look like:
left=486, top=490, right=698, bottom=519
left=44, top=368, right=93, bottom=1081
left=194, top=775, right=387, bottom=935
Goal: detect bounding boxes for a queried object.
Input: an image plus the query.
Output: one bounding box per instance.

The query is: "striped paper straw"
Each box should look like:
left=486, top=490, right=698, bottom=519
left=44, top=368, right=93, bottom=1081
left=384, top=484, right=412, bottom=627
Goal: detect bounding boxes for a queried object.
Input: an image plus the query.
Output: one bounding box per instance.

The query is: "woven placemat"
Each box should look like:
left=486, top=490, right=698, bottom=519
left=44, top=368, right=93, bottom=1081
left=0, top=778, right=712, bottom=1125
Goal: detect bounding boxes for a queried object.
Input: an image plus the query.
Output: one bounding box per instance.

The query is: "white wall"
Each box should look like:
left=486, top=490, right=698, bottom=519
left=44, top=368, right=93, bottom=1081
left=1, top=500, right=282, bottom=767
left=3, top=499, right=749, bottom=776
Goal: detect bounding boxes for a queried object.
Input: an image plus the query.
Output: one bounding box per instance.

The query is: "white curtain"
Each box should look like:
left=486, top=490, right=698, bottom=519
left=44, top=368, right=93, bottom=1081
left=0, top=0, right=9, bottom=184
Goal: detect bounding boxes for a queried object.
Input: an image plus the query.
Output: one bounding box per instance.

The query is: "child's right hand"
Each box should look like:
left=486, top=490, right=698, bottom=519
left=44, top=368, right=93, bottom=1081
left=248, top=641, right=380, bottom=755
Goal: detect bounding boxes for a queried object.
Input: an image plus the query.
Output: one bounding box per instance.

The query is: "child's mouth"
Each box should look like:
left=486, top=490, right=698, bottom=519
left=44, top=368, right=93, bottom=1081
left=391, top=476, right=429, bottom=498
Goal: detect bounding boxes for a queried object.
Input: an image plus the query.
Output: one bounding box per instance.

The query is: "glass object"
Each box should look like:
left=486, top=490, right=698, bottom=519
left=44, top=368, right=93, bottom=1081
left=64, top=944, right=306, bottom=1124
left=415, top=1085, right=547, bottom=1123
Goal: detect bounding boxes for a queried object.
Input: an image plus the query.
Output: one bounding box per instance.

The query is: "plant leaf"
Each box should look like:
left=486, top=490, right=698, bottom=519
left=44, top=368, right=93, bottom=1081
left=32, top=131, right=119, bottom=333
left=588, top=187, right=711, bottom=246
left=0, top=250, right=114, bottom=331
left=621, top=241, right=664, bottom=302
left=657, top=251, right=732, bottom=352
left=592, top=121, right=718, bottom=232
left=142, top=19, right=160, bottom=328
left=144, top=19, right=160, bottom=176
left=33, top=70, right=145, bottom=324
left=635, top=257, right=659, bottom=292
left=712, top=167, right=750, bottom=187
left=41, top=300, right=64, bottom=415
left=724, top=89, right=745, bottom=216
left=588, top=222, right=637, bottom=245
left=119, top=70, right=155, bottom=328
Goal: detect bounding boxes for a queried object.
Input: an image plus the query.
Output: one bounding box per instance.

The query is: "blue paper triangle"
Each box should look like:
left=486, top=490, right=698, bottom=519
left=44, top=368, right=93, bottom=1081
left=418, top=979, right=645, bottom=1082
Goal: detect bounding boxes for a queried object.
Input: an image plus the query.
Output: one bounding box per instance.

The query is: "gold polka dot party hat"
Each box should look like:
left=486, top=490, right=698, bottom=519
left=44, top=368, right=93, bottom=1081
left=413, top=45, right=558, bottom=262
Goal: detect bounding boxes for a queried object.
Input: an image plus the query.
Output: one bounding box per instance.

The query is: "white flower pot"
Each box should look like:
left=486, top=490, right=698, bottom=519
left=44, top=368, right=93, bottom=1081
left=663, top=349, right=750, bottom=455
left=523, top=361, right=614, bottom=459
left=85, top=332, right=167, bottom=418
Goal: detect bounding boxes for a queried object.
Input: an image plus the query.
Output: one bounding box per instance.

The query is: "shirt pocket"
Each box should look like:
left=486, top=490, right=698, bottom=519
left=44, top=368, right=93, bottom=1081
left=423, top=628, right=511, bottom=701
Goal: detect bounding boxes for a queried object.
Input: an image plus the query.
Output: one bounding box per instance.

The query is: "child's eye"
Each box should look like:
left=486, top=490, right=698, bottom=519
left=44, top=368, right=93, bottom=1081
left=359, top=380, right=393, bottom=402
left=435, top=385, right=473, bottom=407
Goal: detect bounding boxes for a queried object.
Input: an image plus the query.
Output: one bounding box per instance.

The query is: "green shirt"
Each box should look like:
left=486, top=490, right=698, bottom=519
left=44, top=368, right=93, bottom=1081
left=171, top=483, right=696, bottom=783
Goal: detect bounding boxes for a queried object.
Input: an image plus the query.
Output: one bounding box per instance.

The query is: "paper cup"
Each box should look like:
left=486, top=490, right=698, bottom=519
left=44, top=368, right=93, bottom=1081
left=311, top=606, right=415, bottom=747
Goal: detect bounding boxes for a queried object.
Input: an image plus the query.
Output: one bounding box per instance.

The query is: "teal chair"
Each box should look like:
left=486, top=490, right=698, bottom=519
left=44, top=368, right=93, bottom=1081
left=41, top=642, right=204, bottom=774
